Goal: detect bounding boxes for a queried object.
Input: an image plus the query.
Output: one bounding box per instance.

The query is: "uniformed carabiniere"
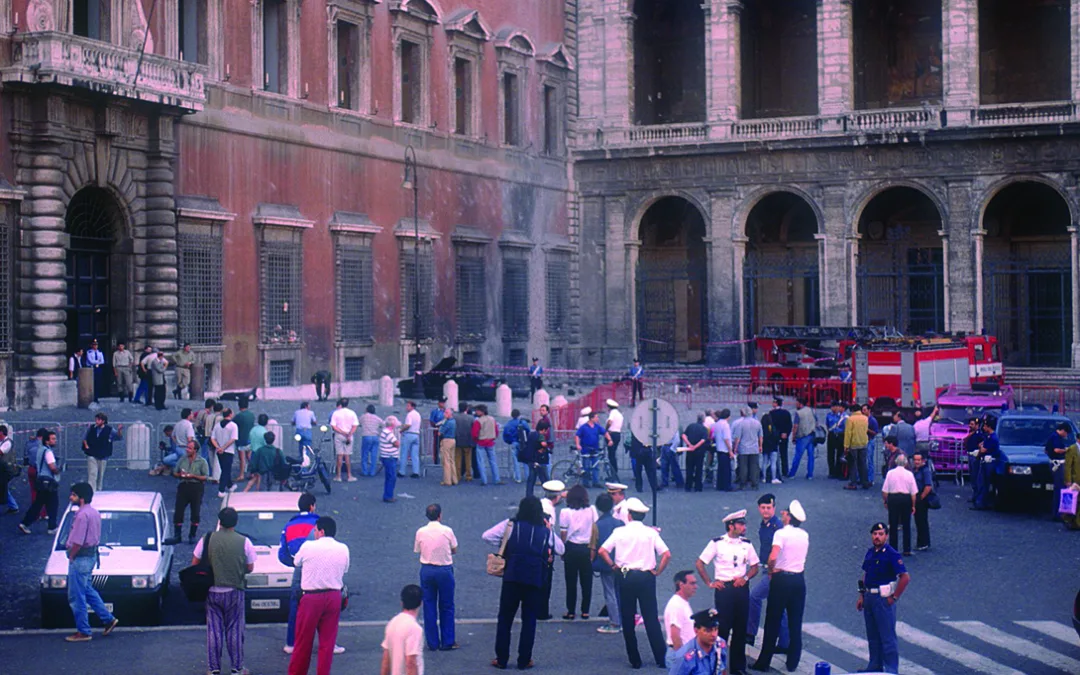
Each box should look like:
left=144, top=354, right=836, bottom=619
left=858, top=522, right=910, bottom=675
left=599, top=497, right=671, bottom=670
left=750, top=500, right=809, bottom=673
left=668, top=608, right=730, bottom=675
left=695, top=509, right=758, bottom=675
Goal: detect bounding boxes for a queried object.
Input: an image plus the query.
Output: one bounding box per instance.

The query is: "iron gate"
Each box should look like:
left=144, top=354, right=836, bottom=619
left=985, top=254, right=1073, bottom=367
left=743, top=248, right=819, bottom=360
left=857, top=245, right=943, bottom=334
left=636, top=261, right=707, bottom=363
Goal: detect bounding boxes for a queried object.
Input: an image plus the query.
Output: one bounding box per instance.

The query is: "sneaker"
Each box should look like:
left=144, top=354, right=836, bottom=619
left=103, top=618, right=119, bottom=636
left=217, top=492, right=226, bottom=498
left=916, top=545, right=930, bottom=552
left=771, top=478, right=782, bottom=485
left=17, top=523, right=31, bottom=534
left=230, top=669, right=250, bottom=675
left=347, top=476, right=358, bottom=482
left=65, top=632, right=92, bottom=642
left=333, top=477, right=342, bottom=482
left=283, top=645, right=294, bottom=654
left=597, top=624, right=621, bottom=634
left=228, top=485, right=238, bottom=492
left=333, top=644, right=345, bottom=654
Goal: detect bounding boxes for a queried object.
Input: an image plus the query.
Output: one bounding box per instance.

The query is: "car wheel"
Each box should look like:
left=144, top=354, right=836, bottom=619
left=40, top=602, right=63, bottom=629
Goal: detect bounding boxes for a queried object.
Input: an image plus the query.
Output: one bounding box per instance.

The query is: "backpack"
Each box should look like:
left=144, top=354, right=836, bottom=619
left=503, top=419, right=519, bottom=445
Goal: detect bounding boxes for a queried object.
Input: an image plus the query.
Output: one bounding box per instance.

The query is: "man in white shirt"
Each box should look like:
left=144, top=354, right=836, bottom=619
left=174, top=408, right=197, bottom=451
left=598, top=497, right=671, bottom=669
left=712, top=409, right=734, bottom=492
left=0, top=425, right=17, bottom=514
left=696, top=509, right=759, bottom=674
left=401, top=401, right=423, bottom=479
left=288, top=517, right=350, bottom=675
left=414, top=504, right=458, bottom=651
left=381, top=585, right=424, bottom=675
left=210, top=408, right=239, bottom=497
left=662, top=570, right=698, bottom=669
left=881, top=454, right=918, bottom=555
left=330, top=398, right=360, bottom=482
left=538, top=479, right=566, bottom=619
left=751, top=500, right=809, bottom=673
left=605, top=399, right=624, bottom=480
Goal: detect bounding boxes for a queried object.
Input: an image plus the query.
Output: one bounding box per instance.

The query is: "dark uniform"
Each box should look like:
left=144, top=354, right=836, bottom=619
left=861, top=539, right=908, bottom=673
left=697, top=519, right=757, bottom=674
left=972, top=422, right=1001, bottom=510
left=668, top=609, right=728, bottom=675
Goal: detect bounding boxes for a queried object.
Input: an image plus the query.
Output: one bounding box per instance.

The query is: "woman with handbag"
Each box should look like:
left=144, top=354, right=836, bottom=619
left=912, top=451, right=935, bottom=551
left=482, top=497, right=561, bottom=670
left=18, top=430, right=61, bottom=534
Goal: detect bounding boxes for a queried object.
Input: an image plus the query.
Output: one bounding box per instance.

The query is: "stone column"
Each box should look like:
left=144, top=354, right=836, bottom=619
left=1069, top=226, right=1080, bottom=367
left=937, top=228, right=953, bottom=332
left=604, top=196, right=633, bottom=365
left=945, top=179, right=976, bottom=333
left=706, top=1, right=742, bottom=138
left=942, top=0, right=979, bottom=125
left=732, top=236, right=748, bottom=363
left=142, top=116, right=179, bottom=349
left=624, top=240, right=640, bottom=359
left=819, top=185, right=852, bottom=325
left=707, top=190, right=739, bottom=364
left=972, top=227, right=986, bottom=332
left=602, top=5, right=635, bottom=128
left=847, top=233, right=861, bottom=324
left=818, top=0, right=853, bottom=125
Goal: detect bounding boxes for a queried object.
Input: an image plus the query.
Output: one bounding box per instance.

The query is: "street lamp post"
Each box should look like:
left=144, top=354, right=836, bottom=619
left=402, top=145, right=421, bottom=375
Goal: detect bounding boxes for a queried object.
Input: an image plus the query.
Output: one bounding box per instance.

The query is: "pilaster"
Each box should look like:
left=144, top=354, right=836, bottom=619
left=972, top=227, right=986, bottom=332
left=819, top=185, right=851, bottom=325
left=732, top=235, right=749, bottom=364
left=1069, top=226, right=1080, bottom=367
left=942, top=0, right=979, bottom=125
left=1073, top=0, right=1080, bottom=103
left=706, top=1, right=742, bottom=138
left=706, top=189, right=738, bottom=364
left=604, top=196, right=633, bottom=365
left=847, top=233, right=860, bottom=324
left=945, top=180, right=976, bottom=333
left=603, top=7, right=635, bottom=128
left=817, top=0, right=853, bottom=118
left=142, top=115, right=179, bottom=349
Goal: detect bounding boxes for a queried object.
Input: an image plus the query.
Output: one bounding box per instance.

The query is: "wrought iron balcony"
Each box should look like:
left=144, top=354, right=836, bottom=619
left=1, top=31, right=206, bottom=110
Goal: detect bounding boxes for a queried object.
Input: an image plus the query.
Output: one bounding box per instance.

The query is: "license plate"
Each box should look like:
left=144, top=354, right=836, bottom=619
left=250, top=599, right=280, bottom=610
left=92, top=603, right=114, bottom=614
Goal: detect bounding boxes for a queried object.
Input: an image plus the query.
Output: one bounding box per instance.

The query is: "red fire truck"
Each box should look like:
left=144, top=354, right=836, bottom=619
left=750, top=326, right=1004, bottom=409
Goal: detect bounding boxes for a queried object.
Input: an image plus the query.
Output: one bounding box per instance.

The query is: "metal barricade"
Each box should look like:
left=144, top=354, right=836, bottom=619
left=3, top=420, right=160, bottom=470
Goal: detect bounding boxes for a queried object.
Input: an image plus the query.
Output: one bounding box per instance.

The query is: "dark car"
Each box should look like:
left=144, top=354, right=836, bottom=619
left=397, top=356, right=503, bottom=401
left=991, top=410, right=1077, bottom=506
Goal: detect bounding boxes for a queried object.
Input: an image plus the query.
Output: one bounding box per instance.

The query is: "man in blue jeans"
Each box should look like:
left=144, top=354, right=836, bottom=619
left=414, top=503, right=458, bottom=650
left=789, top=397, right=818, bottom=480
left=64, top=483, right=120, bottom=642
left=279, top=493, right=345, bottom=655
left=400, top=401, right=423, bottom=478
left=660, top=426, right=685, bottom=489
left=575, top=411, right=604, bottom=487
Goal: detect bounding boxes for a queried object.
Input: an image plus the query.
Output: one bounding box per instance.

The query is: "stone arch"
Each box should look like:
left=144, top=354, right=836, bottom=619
left=850, top=179, right=948, bottom=237
left=627, top=189, right=710, bottom=240
left=978, top=174, right=1077, bottom=229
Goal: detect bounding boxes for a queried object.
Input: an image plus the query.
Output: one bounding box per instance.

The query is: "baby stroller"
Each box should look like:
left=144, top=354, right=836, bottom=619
left=284, top=442, right=332, bottom=495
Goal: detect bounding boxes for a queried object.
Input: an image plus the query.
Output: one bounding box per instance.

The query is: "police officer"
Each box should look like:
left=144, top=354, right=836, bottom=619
left=750, top=500, right=809, bottom=673
left=971, top=416, right=1001, bottom=511
left=695, top=509, right=758, bottom=675
left=599, top=497, right=671, bottom=670
left=668, top=608, right=729, bottom=675
left=858, top=522, right=910, bottom=674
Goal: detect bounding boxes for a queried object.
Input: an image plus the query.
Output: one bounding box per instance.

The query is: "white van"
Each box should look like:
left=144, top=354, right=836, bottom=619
left=221, top=492, right=301, bottom=622
left=40, top=491, right=174, bottom=627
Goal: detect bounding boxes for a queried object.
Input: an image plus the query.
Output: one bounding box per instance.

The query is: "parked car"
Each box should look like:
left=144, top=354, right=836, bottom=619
left=928, top=384, right=1014, bottom=475
left=991, top=410, right=1077, bottom=506
left=397, top=356, right=503, bottom=401
left=221, top=492, right=299, bottom=622
left=40, top=491, right=174, bottom=628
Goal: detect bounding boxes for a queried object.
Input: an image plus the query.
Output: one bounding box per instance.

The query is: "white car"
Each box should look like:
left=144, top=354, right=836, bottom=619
left=222, top=491, right=300, bottom=622
left=40, top=491, right=175, bottom=627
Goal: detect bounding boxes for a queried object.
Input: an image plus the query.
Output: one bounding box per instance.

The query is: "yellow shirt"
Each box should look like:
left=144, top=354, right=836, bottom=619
left=844, top=413, right=869, bottom=449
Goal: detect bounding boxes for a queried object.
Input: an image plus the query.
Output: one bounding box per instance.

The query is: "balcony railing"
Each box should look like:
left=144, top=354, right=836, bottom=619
left=591, top=122, right=710, bottom=148
left=1, top=31, right=206, bottom=110
left=732, top=115, right=824, bottom=139
left=972, top=101, right=1077, bottom=127
left=844, top=106, right=942, bottom=132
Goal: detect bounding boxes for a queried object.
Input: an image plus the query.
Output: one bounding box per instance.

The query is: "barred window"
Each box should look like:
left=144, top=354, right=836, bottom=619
left=455, top=246, right=486, bottom=341
left=260, top=238, right=304, bottom=344
left=336, top=242, right=373, bottom=342
left=344, top=356, right=365, bottom=381
left=400, top=243, right=434, bottom=339
left=546, top=254, right=570, bottom=334
left=502, top=257, right=529, bottom=341
left=0, top=204, right=11, bottom=352
left=269, top=360, right=294, bottom=387
left=178, top=232, right=224, bottom=346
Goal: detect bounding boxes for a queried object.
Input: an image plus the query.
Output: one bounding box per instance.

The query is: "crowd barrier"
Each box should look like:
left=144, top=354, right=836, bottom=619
left=0, top=420, right=162, bottom=470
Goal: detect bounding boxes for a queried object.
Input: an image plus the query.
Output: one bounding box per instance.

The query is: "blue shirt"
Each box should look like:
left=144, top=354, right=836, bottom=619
left=529, top=364, right=543, bottom=376
left=826, top=410, right=847, bottom=434
left=440, top=416, right=457, bottom=440
left=759, top=515, right=782, bottom=555
left=668, top=637, right=727, bottom=675
left=629, top=365, right=644, bottom=379
left=576, top=423, right=603, bottom=451
left=429, top=407, right=445, bottom=427
left=862, top=544, right=907, bottom=587
left=279, top=511, right=319, bottom=567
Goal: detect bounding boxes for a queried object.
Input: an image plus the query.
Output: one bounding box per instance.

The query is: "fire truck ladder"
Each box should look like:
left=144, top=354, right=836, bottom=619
left=759, top=326, right=901, bottom=341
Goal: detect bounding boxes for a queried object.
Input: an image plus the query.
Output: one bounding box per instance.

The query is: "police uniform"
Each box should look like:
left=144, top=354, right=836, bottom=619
left=698, top=510, right=758, bottom=673
left=973, top=423, right=1001, bottom=510
left=669, top=609, right=729, bottom=675
left=861, top=525, right=908, bottom=673
left=607, top=482, right=632, bottom=524
left=752, top=500, right=809, bottom=674
left=539, top=479, right=565, bottom=620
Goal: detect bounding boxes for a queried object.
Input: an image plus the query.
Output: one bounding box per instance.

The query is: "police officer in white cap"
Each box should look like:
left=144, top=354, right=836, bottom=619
left=750, top=500, right=809, bottom=673
left=598, top=497, right=671, bottom=669
left=605, top=399, right=623, bottom=480
left=695, top=509, right=758, bottom=675
left=604, top=482, right=631, bottom=524
left=538, top=479, right=566, bottom=619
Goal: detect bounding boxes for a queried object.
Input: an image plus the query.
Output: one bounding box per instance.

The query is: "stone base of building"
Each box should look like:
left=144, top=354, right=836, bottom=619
left=12, top=375, right=77, bottom=410
left=1073, top=343, right=1080, bottom=369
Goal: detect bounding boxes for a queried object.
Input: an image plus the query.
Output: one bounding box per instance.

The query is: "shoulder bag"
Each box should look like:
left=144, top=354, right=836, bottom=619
left=35, top=449, right=59, bottom=493
left=926, top=491, right=942, bottom=510
left=179, top=533, right=216, bottom=602
left=486, top=522, right=514, bottom=577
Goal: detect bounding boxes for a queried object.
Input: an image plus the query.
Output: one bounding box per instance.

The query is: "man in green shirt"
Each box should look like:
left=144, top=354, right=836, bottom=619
left=172, top=343, right=196, bottom=400
left=174, top=439, right=209, bottom=543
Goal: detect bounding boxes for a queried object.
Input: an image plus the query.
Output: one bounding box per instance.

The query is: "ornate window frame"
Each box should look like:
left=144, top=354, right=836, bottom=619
left=162, top=0, right=225, bottom=79
left=445, top=8, right=490, bottom=138
left=495, top=28, right=535, bottom=148
left=390, top=0, right=440, bottom=127
left=537, top=43, right=574, bottom=157
left=252, top=0, right=302, bottom=98
left=328, top=0, right=378, bottom=113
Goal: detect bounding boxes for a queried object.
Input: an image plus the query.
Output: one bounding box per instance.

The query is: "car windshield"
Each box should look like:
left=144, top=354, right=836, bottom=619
left=55, top=511, right=157, bottom=551
left=998, top=419, right=1076, bottom=447
left=936, top=405, right=992, bottom=425
left=233, top=510, right=290, bottom=546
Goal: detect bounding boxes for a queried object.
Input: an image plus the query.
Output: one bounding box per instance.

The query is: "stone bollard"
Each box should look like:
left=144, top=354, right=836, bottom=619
left=379, top=375, right=394, bottom=407
left=77, top=369, right=94, bottom=409
left=495, top=384, right=512, bottom=417
left=534, top=388, right=550, bottom=408
left=126, top=423, right=151, bottom=471
left=551, top=395, right=567, bottom=409
left=443, top=380, right=459, bottom=412
left=189, top=363, right=205, bottom=400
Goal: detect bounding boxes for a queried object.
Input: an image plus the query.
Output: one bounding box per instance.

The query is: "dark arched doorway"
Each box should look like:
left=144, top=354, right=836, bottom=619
left=636, top=197, right=707, bottom=363
left=983, top=181, right=1073, bottom=366
left=857, top=187, right=944, bottom=334
left=65, top=187, right=128, bottom=363
left=744, top=191, right=820, bottom=340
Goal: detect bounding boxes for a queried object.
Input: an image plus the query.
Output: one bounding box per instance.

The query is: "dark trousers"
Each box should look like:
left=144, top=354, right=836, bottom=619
left=779, top=439, right=790, bottom=476
left=715, top=583, right=750, bottom=672
left=737, top=454, right=760, bottom=489
left=887, top=493, right=913, bottom=553
left=716, top=451, right=732, bottom=491
left=756, top=572, right=806, bottom=672
left=914, top=497, right=931, bottom=549
left=0, top=469, right=11, bottom=512
left=827, top=433, right=845, bottom=478
left=134, top=376, right=150, bottom=404
left=21, top=486, right=59, bottom=529
left=494, top=580, right=542, bottom=669
left=526, top=463, right=549, bottom=498
left=540, top=563, right=554, bottom=619
left=607, top=432, right=621, bottom=478
left=563, top=542, right=593, bottom=615
left=313, top=378, right=330, bottom=401
left=529, top=377, right=542, bottom=402
left=847, top=446, right=870, bottom=487
left=660, top=448, right=683, bottom=487
left=617, top=570, right=666, bottom=668
left=685, top=448, right=705, bottom=491
left=630, top=379, right=644, bottom=405
left=632, top=449, right=659, bottom=493
left=218, top=452, right=234, bottom=492
left=153, top=384, right=166, bottom=410
left=420, top=564, right=455, bottom=650
left=92, top=366, right=107, bottom=402
left=174, top=481, right=204, bottom=532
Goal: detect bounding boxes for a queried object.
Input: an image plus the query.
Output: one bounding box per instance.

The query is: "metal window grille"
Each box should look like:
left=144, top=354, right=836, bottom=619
left=344, top=356, right=366, bottom=381
left=462, top=350, right=480, bottom=365
left=0, top=206, right=11, bottom=352
left=549, top=347, right=564, bottom=368
left=408, top=352, right=426, bottom=376
left=546, top=255, right=569, bottom=334
left=261, top=239, right=304, bottom=344
left=502, top=260, right=529, bottom=341
left=455, top=253, right=486, bottom=341
left=269, top=359, right=294, bottom=387
left=400, top=246, right=434, bottom=339
left=508, top=348, right=526, bottom=367
left=177, top=233, right=224, bottom=346
left=336, top=243, right=374, bottom=342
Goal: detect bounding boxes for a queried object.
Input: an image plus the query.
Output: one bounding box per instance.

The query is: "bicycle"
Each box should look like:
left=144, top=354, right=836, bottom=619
left=551, top=447, right=616, bottom=488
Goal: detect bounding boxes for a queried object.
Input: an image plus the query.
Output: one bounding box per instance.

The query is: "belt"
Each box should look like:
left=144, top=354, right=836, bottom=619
left=74, top=546, right=99, bottom=558
left=421, top=562, right=451, bottom=567
left=775, top=570, right=803, bottom=576
left=862, top=587, right=889, bottom=595
left=620, top=568, right=654, bottom=575
left=302, top=588, right=342, bottom=595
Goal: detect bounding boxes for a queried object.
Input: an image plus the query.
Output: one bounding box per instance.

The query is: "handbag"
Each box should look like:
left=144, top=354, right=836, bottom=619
left=34, top=449, right=59, bottom=493
left=341, top=584, right=350, bottom=611
left=1059, top=487, right=1079, bottom=516
left=179, top=533, right=215, bottom=602
left=926, top=492, right=942, bottom=510
left=486, top=522, right=513, bottom=577
left=813, top=425, right=827, bottom=446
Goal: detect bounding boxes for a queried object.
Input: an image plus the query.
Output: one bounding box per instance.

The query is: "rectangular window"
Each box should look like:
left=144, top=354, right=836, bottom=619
left=456, top=248, right=486, bottom=341
left=72, top=0, right=108, bottom=40
left=336, top=20, right=360, bottom=110
left=502, top=259, right=529, bottom=341
left=177, top=232, right=224, bottom=346
left=454, top=57, right=472, bottom=135
left=0, top=204, right=10, bottom=352
left=546, top=255, right=569, bottom=334
left=549, top=347, right=564, bottom=369
left=407, top=352, right=426, bottom=376
left=260, top=239, right=303, bottom=343
left=463, top=350, right=481, bottom=365
left=503, top=71, right=520, bottom=145
left=400, top=244, right=434, bottom=339
left=401, top=40, right=422, bottom=124
left=344, top=356, right=366, bottom=381
left=543, top=85, right=558, bottom=155
left=263, top=0, right=289, bottom=93
left=335, top=242, right=373, bottom=342
left=178, top=0, right=207, bottom=64
left=508, top=348, right=526, bottom=368
left=269, top=360, right=294, bottom=387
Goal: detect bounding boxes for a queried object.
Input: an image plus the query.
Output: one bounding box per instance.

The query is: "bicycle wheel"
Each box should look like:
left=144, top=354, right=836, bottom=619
left=551, top=459, right=581, bottom=488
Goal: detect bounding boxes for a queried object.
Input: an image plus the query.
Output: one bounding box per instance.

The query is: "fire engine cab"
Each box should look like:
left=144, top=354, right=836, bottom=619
left=750, top=326, right=1004, bottom=409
